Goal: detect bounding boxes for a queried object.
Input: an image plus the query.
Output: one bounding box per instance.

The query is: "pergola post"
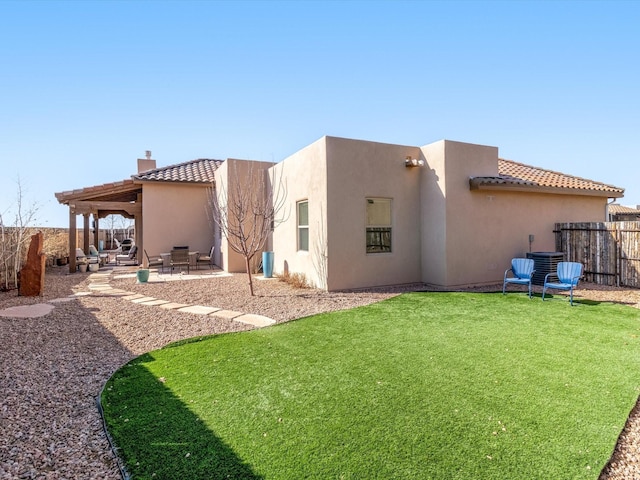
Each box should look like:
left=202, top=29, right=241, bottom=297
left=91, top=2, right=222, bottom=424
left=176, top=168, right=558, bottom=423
left=69, top=209, right=77, bottom=274
left=135, top=193, right=143, bottom=265
left=83, top=214, right=90, bottom=253
left=93, top=214, right=100, bottom=249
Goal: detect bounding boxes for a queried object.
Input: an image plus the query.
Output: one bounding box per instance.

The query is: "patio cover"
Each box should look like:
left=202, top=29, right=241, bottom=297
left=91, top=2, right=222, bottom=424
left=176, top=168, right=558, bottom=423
left=55, top=179, right=142, bottom=273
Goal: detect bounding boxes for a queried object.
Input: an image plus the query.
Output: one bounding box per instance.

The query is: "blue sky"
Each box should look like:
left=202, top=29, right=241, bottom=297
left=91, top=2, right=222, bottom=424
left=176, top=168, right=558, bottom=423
left=1, top=0, right=638, bottom=228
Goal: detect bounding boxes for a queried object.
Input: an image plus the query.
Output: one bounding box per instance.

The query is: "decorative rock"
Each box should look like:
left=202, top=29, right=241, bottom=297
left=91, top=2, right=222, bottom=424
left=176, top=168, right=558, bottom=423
left=19, top=232, right=46, bottom=297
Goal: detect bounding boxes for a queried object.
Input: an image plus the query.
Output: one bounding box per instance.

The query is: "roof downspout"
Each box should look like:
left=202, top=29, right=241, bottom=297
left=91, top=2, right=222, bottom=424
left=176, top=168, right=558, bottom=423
left=606, top=197, right=617, bottom=222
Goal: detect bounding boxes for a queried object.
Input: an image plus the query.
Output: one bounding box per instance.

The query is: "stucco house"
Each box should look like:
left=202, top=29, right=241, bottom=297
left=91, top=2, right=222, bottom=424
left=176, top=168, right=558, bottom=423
left=56, top=136, right=624, bottom=290
left=55, top=153, right=222, bottom=271
left=257, top=136, right=624, bottom=290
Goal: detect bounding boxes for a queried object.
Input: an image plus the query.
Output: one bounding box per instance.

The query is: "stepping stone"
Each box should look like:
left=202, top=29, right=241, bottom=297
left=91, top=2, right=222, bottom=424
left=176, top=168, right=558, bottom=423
left=159, top=302, right=188, bottom=310
left=212, top=309, right=243, bottom=320
left=113, top=274, right=137, bottom=280
left=89, top=274, right=111, bottom=280
left=122, top=294, right=146, bottom=301
left=177, top=305, right=219, bottom=315
left=234, top=313, right=275, bottom=327
left=130, top=296, right=156, bottom=304
left=102, top=289, right=132, bottom=296
left=0, top=303, right=54, bottom=318
left=139, top=299, right=171, bottom=306
left=53, top=272, right=268, bottom=331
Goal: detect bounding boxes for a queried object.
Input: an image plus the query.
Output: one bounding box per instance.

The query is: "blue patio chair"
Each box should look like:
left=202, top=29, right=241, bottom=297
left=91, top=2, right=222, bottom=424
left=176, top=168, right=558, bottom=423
left=502, top=258, right=535, bottom=298
left=542, top=261, right=583, bottom=306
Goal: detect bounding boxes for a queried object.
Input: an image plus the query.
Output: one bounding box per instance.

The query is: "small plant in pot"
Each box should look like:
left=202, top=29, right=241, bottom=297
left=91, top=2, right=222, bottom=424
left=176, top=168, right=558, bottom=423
left=78, top=258, right=89, bottom=273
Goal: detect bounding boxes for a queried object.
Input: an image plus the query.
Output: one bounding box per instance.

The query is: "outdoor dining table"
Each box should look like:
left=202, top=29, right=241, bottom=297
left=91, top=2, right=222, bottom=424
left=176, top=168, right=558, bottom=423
left=160, top=251, right=199, bottom=269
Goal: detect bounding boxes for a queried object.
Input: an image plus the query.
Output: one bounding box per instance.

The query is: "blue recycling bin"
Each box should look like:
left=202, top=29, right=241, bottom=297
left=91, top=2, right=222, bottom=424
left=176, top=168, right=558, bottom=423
left=262, top=251, right=274, bottom=278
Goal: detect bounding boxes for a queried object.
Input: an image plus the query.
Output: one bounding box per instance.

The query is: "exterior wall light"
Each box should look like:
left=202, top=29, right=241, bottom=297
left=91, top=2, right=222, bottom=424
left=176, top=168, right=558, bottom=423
left=405, top=156, right=425, bottom=168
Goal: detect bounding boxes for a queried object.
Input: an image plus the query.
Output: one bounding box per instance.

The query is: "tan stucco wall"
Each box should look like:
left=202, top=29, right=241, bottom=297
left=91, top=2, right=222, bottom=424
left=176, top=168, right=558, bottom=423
left=270, top=138, right=328, bottom=288
left=141, top=182, right=214, bottom=263
left=214, top=158, right=276, bottom=273
left=271, top=136, right=425, bottom=290
left=213, top=161, right=238, bottom=272
left=420, top=140, right=448, bottom=286
left=324, top=136, right=425, bottom=290
left=444, top=190, right=607, bottom=286
left=419, top=140, right=500, bottom=286
left=419, top=140, right=609, bottom=287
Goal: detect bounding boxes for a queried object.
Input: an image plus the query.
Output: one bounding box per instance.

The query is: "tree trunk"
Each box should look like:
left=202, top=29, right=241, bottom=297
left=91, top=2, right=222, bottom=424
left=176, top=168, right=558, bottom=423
left=245, top=256, right=254, bottom=296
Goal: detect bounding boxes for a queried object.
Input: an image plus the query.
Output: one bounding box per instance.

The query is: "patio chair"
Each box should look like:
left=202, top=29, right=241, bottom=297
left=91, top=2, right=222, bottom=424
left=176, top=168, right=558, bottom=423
left=87, top=244, right=109, bottom=266
left=76, top=247, right=99, bottom=265
left=116, top=245, right=138, bottom=266
left=542, top=261, right=583, bottom=306
left=502, top=258, right=535, bottom=298
left=170, top=248, right=190, bottom=274
left=119, top=238, right=134, bottom=254
left=144, top=249, right=164, bottom=273
left=196, top=246, right=214, bottom=270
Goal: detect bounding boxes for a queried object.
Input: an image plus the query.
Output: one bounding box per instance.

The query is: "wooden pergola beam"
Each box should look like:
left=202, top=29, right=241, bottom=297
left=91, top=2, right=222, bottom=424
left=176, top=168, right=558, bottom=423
left=55, top=180, right=139, bottom=204
left=97, top=210, right=135, bottom=219
left=70, top=201, right=142, bottom=217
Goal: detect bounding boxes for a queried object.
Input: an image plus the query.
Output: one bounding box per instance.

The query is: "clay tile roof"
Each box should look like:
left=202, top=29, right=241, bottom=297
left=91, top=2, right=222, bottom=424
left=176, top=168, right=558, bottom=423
left=132, top=158, right=223, bottom=183
left=608, top=204, right=640, bottom=215
left=469, top=159, right=624, bottom=197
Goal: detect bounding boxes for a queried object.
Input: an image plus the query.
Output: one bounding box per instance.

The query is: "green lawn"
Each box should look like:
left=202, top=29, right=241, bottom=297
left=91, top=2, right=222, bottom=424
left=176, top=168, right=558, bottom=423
left=101, top=292, right=640, bottom=479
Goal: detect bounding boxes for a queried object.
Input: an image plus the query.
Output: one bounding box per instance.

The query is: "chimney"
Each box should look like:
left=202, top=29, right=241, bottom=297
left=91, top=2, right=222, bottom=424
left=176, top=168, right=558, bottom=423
left=137, top=150, right=156, bottom=173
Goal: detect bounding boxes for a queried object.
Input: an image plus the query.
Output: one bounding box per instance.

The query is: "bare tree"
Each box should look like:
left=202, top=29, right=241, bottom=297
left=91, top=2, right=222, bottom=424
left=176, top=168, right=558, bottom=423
left=103, top=214, right=118, bottom=249
left=209, top=162, right=287, bottom=296
left=115, top=215, right=134, bottom=244
left=0, top=178, right=40, bottom=290
left=0, top=212, right=9, bottom=290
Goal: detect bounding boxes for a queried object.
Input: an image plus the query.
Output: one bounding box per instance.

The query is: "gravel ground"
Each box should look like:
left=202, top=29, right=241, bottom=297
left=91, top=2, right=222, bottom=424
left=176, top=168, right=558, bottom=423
left=0, top=266, right=638, bottom=479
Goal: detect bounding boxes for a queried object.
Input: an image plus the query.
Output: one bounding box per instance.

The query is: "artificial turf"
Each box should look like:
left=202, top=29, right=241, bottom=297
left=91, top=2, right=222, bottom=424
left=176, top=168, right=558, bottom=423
left=101, top=292, right=640, bottom=479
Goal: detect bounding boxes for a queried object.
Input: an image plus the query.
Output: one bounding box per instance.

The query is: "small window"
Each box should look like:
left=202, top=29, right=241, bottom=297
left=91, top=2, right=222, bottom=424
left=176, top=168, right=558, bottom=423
left=366, top=198, right=392, bottom=253
left=297, top=200, right=309, bottom=251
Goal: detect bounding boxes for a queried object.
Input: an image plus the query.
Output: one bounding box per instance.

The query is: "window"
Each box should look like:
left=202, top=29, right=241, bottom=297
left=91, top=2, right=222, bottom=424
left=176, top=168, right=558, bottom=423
left=297, top=200, right=309, bottom=251
left=366, top=198, right=392, bottom=253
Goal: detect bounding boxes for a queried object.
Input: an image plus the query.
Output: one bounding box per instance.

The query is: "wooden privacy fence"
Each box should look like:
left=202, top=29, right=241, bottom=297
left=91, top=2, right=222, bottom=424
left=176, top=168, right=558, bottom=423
left=554, top=222, right=640, bottom=288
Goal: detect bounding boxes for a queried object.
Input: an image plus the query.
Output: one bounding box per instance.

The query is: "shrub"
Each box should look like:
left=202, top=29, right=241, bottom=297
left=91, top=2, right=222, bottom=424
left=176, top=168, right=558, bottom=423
left=277, top=270, right=311, bottom=289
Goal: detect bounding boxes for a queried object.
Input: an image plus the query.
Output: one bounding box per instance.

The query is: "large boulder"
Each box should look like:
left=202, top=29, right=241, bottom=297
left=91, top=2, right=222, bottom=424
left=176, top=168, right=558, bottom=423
left=19, top=232, right=46, bottom=297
